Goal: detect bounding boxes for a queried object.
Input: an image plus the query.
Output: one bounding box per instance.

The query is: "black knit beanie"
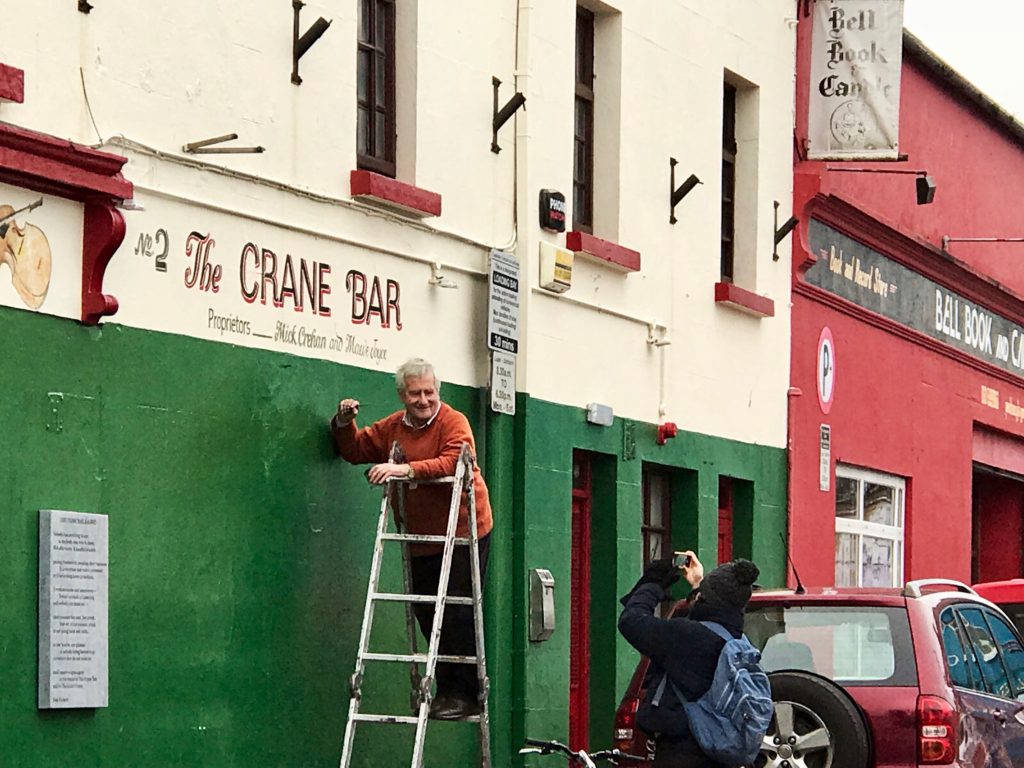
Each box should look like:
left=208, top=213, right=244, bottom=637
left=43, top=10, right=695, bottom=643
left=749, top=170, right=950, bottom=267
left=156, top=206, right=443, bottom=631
left=700, top=559, right=760, bottom=610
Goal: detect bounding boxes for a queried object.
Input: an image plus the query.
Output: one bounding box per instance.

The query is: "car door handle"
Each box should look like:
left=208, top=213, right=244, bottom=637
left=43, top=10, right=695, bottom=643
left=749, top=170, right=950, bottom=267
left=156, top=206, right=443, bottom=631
left=993, top=709, right=1007, bottom=725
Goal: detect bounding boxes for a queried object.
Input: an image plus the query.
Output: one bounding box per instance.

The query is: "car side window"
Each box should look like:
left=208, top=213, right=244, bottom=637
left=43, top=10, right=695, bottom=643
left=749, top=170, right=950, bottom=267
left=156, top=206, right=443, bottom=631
left=940, top=609, right=974, bottom=689
left=959, top=608, right=1014, bottom=699
left=983, top=611, right=1024, bottom=701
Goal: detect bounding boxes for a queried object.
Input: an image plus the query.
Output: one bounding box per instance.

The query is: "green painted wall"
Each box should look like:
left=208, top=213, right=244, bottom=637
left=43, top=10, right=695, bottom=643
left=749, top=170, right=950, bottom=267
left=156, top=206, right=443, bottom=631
left=1, top=309, right=497, bottom=767
left=508, top=397, right=787, bottom=765
left=2, top=308, right=786, bottom=768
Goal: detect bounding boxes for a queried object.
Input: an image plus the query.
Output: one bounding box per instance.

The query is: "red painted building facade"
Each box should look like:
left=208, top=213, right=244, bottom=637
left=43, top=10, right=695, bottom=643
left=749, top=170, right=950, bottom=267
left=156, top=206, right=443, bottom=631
left=789, top=23, right=1024, bottom=588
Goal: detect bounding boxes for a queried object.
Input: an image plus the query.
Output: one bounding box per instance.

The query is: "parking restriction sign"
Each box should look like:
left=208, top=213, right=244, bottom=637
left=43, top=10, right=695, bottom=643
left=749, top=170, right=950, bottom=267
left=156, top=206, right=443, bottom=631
left=487, top=249, right=520, bottom=354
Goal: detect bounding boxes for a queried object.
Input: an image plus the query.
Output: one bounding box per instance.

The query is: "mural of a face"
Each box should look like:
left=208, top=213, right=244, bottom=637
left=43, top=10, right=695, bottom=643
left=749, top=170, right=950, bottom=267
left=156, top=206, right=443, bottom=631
left=0, top=203, right=52, bottom=309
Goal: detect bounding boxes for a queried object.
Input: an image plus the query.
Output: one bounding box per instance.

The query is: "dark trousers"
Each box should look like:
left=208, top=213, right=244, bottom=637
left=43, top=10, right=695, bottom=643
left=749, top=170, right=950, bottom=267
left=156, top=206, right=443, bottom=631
left=409, top=533, right=490, bottom=701
left=652, top=738, right=725, bottom=768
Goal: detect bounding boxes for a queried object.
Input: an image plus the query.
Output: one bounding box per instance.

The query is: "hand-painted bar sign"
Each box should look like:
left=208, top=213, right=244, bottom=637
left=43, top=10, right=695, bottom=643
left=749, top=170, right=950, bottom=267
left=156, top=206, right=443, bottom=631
left=806, top=220, right=1024, bottom=378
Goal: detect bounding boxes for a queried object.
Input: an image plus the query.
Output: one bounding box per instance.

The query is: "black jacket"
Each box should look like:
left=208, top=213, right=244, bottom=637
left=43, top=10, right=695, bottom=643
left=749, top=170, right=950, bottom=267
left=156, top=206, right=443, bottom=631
left=617, top=583, right=744, bottom=740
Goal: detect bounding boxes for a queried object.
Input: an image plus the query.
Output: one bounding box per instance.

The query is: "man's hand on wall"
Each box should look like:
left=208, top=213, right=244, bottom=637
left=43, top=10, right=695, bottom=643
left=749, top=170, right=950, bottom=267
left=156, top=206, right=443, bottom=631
left=336, top=398, right=360, bottom=426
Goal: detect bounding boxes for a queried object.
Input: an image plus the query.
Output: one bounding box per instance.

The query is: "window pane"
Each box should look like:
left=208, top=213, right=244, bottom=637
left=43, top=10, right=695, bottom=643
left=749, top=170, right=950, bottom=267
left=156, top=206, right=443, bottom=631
left=745, top=606, right=914, bottom=685
left=861, top=535, right=895, bottom=587
left=941, top=612, right=972, bottom=688
left=864, top=483, right=895, bottom=525
left=375, top=53, right=386, bottom=107
left=375, top=109, right=386, bottom=158
left=960, top=608, right=1014, bottom=699
left=835, top=532, right=858, bottom=586
left=836, top=476, right=858, bottom=519
left=359, top=0, right=370, bottom=43
left=375, top=0, right=386, bottom=44
left=358, top=50, right=371, bottom=103
left=357, top=108, right=369, bottom=156
left=986, top=613, right=1024, bottom=699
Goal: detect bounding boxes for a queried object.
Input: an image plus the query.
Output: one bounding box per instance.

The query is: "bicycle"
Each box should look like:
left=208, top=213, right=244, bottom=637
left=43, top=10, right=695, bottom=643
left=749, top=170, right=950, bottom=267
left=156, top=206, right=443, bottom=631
left=518, top=737, right=646, bottom=767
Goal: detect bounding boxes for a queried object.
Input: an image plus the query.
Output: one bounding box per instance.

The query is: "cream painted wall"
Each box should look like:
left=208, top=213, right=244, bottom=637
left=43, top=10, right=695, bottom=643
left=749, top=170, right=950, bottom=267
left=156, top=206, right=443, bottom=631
left=516, top=0, right=796, bottom=448
left=2, top=0, right=794, bottom=447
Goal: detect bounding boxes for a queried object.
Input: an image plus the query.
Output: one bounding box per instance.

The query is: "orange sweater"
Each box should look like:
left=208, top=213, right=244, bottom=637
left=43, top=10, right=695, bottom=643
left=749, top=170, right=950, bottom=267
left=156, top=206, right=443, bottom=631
left=331, top=402, right=493, bottom=555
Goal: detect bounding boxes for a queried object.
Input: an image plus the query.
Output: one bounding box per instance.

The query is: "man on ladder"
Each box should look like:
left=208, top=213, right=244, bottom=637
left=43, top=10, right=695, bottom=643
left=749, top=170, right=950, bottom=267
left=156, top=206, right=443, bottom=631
left=332, top=357, right=494, bottom=722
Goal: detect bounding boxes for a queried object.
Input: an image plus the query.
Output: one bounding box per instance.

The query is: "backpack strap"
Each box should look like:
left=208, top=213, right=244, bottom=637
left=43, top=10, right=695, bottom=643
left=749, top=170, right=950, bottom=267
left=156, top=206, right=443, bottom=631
left=699, top=620, right=735, bottom=643
left=651, top=672, right=687, bottom=708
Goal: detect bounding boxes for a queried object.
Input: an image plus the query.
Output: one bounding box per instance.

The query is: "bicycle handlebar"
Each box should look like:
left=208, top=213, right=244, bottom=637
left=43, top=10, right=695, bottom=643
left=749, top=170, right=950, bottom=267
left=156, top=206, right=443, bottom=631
left=520, top=738, right=645, bottom=765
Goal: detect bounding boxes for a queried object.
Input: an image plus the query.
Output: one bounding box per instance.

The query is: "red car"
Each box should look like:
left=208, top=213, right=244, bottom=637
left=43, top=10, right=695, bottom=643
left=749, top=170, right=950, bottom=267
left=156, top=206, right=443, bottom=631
left=973, top=580, right=1024, bottom=637
left=613, top=580, right=1024, bottom=767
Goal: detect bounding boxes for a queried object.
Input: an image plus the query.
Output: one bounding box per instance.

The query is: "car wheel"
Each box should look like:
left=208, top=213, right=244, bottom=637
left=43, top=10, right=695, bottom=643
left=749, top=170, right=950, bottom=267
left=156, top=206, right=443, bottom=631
left=755, top=671, right=871, bottom=768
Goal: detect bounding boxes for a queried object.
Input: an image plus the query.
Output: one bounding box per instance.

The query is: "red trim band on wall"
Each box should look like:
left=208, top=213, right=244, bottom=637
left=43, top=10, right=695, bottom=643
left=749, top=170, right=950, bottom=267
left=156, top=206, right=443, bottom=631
left=714, top=281, right=775, bottom=317
left=0, top=63, right=25, bottom=103
left=565, top=230, right=641, bottom=272
left=350, top=169, right=441, bottom=217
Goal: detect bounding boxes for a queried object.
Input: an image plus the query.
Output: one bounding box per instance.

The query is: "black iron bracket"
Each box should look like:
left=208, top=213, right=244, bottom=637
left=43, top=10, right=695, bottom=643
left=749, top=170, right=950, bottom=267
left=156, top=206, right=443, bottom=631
left=491, top=77, right=526, bottom=154
left=669, top=158, right=701, bottom=224
left=78, top=0, right=93, bottom=13
left=773, top=201, right=799, bottom=261
left=183, top=133, right=265, bottom=155
left=292, top=0, right=332, bottom=86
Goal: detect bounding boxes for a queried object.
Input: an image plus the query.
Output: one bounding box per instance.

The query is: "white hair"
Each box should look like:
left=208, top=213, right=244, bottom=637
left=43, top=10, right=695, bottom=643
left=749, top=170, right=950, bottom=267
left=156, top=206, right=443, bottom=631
left=395, top=358, right=440, bottom=395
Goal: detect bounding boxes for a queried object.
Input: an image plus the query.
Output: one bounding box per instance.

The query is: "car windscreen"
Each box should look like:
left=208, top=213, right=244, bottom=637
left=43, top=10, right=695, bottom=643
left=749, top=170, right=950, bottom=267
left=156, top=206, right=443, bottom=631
left=743, top=605, right=917, bottom=687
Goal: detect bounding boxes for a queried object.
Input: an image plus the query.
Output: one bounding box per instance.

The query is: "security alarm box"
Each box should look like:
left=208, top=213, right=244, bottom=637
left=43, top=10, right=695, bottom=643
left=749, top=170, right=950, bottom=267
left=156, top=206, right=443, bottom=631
left=529, top=568, right=555, bottom=642
left=539, top=242, right=573, bottom=294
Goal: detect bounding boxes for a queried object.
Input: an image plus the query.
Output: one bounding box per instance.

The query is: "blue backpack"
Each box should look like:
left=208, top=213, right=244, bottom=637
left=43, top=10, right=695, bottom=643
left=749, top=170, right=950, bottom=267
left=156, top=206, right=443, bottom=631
left=652, top=621, right=773, bottom=766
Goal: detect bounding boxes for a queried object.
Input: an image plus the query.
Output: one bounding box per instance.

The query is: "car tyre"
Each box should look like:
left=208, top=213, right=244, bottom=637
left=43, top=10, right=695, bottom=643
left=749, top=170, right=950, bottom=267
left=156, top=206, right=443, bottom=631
left=756, top=671, right=871, bottom=768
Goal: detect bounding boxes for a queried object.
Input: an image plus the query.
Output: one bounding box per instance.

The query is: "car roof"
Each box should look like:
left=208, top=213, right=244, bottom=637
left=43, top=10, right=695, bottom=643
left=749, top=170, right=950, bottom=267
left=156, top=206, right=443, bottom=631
left=972, top=579, right=1024, bottom=602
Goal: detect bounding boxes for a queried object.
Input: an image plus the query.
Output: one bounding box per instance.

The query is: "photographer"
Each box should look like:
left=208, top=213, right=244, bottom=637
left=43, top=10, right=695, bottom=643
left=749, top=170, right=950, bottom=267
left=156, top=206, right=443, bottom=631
left=618, top=552, right=761, bottom=768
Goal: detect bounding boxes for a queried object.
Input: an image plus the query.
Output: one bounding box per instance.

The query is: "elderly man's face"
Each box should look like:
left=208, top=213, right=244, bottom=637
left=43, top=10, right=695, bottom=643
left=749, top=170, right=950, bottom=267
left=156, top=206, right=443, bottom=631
left=400, top=374, right=439, bottom=425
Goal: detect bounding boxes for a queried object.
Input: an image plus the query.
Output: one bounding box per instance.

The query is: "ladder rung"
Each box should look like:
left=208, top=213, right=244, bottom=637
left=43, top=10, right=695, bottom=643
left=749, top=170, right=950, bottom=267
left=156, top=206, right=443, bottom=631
left=361, top=652, right=478, bottom=664
left=386, top=476, right=457, bottom=485
left=372, top=592, right=474, bottom=605
left=352, top=712, right=482, bottom=724
left=379, top=533, right=471, bottom=544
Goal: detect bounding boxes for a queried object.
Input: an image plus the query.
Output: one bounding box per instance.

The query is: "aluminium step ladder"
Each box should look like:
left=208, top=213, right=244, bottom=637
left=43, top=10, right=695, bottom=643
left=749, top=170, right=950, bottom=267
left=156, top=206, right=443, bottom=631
left=339, top=442, right=491, bottom=768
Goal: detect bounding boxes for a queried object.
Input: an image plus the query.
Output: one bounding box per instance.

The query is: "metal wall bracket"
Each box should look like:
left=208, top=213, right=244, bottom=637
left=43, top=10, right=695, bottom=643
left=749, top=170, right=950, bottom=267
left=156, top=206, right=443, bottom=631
left=491, top=77, right=526, bottom=154
left=183, top=133, right=265, bottom=155
left=773, top=200, right=799, bottom=261
left=78, top=0, right=93, bottom=13
left=669, top=158, right=701, bottom=224
left=292, top=0, right=332, bottom=86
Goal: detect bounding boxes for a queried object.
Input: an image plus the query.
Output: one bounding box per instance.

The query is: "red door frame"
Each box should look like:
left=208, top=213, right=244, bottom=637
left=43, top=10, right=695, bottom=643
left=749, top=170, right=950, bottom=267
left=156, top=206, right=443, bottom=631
left=569, top=452, right=592, bottom=755
left=718, top=476, right=734, bottom=564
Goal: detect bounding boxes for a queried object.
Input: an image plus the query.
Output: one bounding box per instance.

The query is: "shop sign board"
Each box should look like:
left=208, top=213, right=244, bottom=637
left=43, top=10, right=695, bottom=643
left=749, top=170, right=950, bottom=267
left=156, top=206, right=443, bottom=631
left=808, top=0, right=904, bottom=160
left=103, top=193, right=481, bottom=384
left=806, top=220, right=1024, bottom=379
left=487, top=249, right=519, bottom=354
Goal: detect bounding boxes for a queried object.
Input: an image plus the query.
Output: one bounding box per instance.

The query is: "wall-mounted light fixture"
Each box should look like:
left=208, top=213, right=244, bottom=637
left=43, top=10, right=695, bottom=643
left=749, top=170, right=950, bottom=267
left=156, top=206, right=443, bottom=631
left=941, top=236, right=1024, bottom=252
left=669, top=158, right=701, bottom=224
left=291, top=0, right=332, bottom=85
left=773, top=200, right=799, bottom=261
left=826, top=166, right=936, bottom=205
left=183, top=133, right=265, bottom=155
left=491, top=77, right=526, bottom=154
